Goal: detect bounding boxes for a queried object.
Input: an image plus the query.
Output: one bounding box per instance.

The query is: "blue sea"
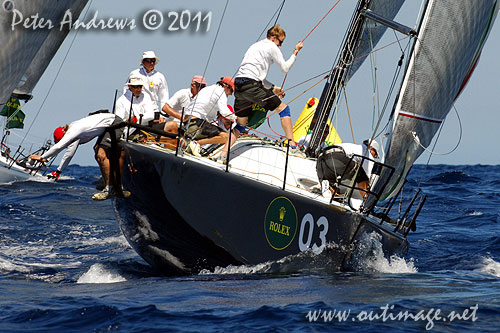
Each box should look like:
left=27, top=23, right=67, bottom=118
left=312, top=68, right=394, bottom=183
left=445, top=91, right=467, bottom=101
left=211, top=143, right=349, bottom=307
left=1, top=164, right=499, bottom=332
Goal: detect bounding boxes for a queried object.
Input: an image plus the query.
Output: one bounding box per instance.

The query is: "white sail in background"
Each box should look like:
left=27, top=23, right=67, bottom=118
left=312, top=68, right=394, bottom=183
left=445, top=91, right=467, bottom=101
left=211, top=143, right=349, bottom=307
left=376, top=0, right=499, bottom=200
left=0, top=0, right=85, bottom=105
left=13, top=0, right=89, bottom=98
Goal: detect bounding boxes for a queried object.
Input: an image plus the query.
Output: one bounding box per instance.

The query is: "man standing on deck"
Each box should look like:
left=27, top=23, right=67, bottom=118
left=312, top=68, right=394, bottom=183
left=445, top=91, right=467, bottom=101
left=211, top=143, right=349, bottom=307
left=218, top=25, right=303, bottom=162
left=28, top=112, right=128, bottom=201
left=125, top=51, right=169, bottom=117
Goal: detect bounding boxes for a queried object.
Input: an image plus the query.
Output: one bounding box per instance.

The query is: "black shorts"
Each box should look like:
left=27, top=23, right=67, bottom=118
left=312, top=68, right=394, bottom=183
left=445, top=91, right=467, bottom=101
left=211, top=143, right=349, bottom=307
left=234, top=78, right=281, bottom=118
left=96, top=115, right=125, bottom=148
left=184, top=118, right=223, bottom=140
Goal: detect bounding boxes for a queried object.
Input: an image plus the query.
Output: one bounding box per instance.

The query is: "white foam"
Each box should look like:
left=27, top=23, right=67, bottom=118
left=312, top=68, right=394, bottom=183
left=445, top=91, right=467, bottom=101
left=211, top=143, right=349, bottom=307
left=79, top=235, right=130, bottom=247
left=476, top=257, right=500, bottom=278
left=0, top=257, right=30, bottom=273
left=199, top=262, right=271, bottom=275
left=349, top=232, right=417, bottom=273
left=77, top=263, right=126, bottom=284
left=468, top=211, right=483, bottom=216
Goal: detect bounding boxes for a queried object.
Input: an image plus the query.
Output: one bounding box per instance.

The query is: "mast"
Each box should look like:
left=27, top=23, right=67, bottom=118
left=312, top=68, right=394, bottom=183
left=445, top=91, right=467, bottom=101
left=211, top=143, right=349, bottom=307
left=305, top=0, right=372, bottom=157
left=305, top=0, right=409, bottom=157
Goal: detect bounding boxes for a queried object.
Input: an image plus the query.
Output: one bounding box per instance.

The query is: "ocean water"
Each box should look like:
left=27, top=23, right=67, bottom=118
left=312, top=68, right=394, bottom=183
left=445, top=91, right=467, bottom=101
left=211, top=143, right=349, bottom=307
left=0, top=164, right=499, bottom=332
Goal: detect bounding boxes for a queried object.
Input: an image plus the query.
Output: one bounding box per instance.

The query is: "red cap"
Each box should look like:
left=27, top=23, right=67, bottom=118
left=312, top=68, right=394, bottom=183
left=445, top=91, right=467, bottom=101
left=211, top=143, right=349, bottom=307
left=53, top=126, right=65, bottom=143
left=220, top=76, right=235, bottom=91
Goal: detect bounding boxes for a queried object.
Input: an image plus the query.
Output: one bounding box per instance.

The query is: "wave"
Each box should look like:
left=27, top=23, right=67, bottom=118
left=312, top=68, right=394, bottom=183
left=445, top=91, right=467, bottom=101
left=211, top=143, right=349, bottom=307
left=475, top=257, right=500, bottom=278
left=346, top=232, right=417, bottom=273
left=424, top=170, right=479, bottom=184
left=199, top=232, right=417, bottom=275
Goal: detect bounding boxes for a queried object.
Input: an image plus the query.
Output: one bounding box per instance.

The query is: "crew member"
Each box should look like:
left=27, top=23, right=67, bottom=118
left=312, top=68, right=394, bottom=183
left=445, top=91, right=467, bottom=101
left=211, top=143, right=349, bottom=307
left=230, top=25, right=303, bottom=148
left=161, top=75, right=207, bottom=132
left=29, top=112, right=128, bottom=201
left=115, top=75, right=156, bottom=130
left=161, top=77, right=237, bottom=157
left=336, top=139, right=380, bottom=193
left=125, top=50, right=169, bottom=115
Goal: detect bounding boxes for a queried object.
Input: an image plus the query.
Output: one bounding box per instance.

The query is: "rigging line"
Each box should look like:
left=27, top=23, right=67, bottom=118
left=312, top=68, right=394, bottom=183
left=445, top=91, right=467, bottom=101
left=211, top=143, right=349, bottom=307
left=182, top=0, right=229, bottom=149
left=393, top=29, right=405, bottom=54
left=368, top=28, right=379, bottom=130
left=281, top=0, right=343, bottom=89
left=276, top=36, right=410, bottom=96
left=369, top=36, right=414, bottom=144
left=416, top=118, right=444, bottom=191
left=19, top=0, right=95, bottom=147
left=374, top=38, right=412, bottom=139
left=285, top=36, right=410, bottom=94
left=264, top=75, right=328, bottom=139
left=302, top=0, right=343, bottom=43
left=411, top=105, right=463, bottom=156
left=342, top=87, right=356, bottom=143
left=255, top=0, right=287, bottom=41
left=200, top=0, right=230, bottom=81
left=274, top=0, right=286, bottom=25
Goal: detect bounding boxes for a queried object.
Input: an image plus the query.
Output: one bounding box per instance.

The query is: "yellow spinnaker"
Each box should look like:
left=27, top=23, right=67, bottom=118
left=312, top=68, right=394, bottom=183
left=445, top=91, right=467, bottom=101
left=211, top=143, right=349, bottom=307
left=292, top=97, right=342, bottom=146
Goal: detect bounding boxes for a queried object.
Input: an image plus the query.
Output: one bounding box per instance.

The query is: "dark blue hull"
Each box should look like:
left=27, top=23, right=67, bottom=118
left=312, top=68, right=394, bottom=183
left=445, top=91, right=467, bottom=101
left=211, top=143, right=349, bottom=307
left=114, top=142, right=408, bottom=275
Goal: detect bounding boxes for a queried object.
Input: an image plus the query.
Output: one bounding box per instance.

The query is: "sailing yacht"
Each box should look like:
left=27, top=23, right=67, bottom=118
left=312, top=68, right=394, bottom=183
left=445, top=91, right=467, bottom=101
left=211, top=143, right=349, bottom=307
left=110, top=0, right=499, bottom=274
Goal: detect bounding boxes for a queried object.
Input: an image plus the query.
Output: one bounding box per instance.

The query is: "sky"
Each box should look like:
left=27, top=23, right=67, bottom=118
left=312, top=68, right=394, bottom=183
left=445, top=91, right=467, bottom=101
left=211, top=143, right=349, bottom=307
left=8, top=0, right=500, bottom=166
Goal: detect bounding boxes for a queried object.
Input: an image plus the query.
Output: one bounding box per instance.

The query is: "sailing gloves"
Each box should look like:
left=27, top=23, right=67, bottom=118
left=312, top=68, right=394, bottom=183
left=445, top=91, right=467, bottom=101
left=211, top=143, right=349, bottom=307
left=47, top=170, right=61, bottom=180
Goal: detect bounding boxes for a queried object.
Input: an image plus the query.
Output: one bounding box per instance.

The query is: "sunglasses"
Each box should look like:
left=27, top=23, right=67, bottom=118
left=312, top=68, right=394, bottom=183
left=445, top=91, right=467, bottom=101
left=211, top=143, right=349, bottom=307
left=130, top=85, right=143, bottom=89
left=143, top=58, right=156, bottom=63
left=277, top=37, right=284, bottom=46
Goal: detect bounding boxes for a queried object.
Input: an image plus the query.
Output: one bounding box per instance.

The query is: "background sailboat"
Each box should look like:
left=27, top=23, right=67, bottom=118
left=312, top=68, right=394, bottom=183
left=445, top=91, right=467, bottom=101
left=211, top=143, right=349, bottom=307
left=0, top=0, right=89, bottom=183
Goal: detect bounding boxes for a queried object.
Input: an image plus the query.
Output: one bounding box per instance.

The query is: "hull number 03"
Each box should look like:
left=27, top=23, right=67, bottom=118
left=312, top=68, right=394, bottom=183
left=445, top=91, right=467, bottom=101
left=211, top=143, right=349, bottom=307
left=298, top=213, right=329, bottom=254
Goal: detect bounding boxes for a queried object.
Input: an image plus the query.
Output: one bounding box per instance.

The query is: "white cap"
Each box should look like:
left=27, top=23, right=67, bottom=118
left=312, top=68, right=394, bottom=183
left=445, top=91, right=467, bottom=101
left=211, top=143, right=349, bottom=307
left=141, top=50, right=160, bottom=64
left=127, top=75, right=145, bottom=86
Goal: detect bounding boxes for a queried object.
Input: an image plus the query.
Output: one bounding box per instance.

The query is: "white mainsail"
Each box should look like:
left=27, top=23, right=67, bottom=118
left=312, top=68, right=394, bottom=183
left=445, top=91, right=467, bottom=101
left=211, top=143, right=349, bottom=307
left=376, top=0, right=499, bottom=200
